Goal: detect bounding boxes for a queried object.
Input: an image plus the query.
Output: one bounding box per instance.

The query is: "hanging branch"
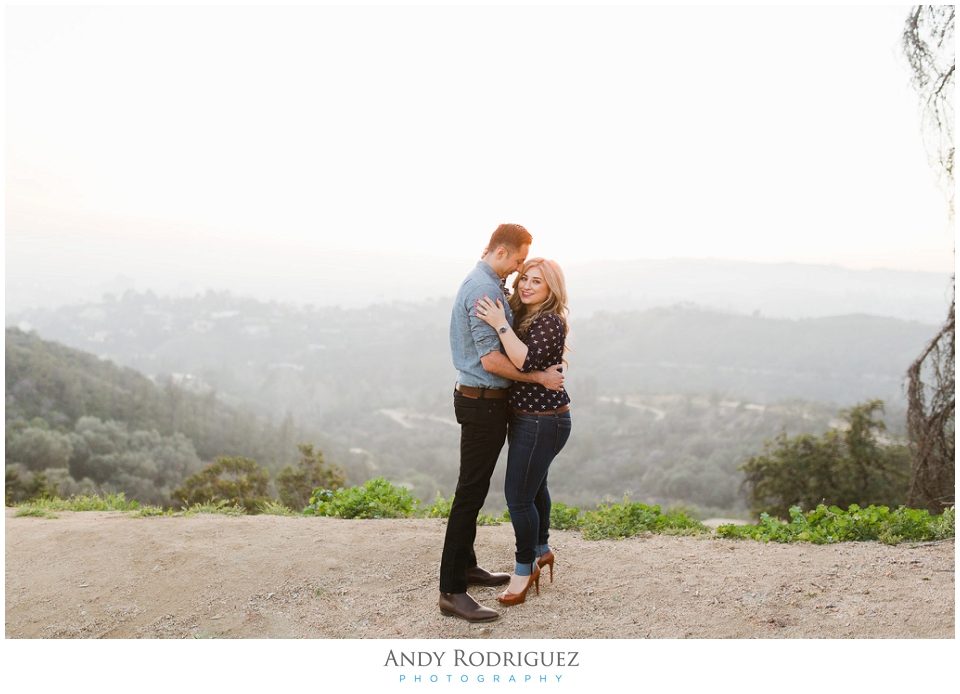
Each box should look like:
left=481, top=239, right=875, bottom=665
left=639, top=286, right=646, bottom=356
left=902, top=6, right=955, bottom=513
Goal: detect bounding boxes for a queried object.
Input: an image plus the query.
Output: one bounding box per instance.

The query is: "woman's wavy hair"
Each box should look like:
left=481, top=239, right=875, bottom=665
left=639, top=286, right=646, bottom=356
left=508, top=258, right=570, bottom=343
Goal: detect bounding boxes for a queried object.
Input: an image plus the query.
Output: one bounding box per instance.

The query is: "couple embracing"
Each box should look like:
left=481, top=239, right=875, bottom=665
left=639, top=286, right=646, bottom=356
left=439, top=223, right=571, bottom=623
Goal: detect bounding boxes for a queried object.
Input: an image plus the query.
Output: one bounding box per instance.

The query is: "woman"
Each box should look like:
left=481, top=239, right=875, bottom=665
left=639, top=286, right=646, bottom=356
left=475, top=258, right=571, bottom=606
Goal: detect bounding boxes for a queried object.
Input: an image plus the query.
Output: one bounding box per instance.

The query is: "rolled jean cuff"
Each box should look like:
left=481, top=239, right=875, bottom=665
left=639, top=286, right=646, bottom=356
left=514, top=561, right=536, bottom=576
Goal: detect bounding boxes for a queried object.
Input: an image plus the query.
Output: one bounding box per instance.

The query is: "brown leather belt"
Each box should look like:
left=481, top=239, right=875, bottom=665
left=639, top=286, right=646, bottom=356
left=456, top=383, right=509, bottom=399
left=511, top=404, right=571, bottom=416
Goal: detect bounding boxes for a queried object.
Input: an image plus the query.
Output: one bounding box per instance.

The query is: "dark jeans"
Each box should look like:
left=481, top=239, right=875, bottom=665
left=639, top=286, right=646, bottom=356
left=504, top=410, right=572, bottom=568
left=439, top=389, right=509, bottom=594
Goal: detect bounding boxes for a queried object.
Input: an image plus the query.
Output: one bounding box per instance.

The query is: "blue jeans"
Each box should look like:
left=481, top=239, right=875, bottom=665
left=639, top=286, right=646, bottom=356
left=504, top=410, right=572, bottom=571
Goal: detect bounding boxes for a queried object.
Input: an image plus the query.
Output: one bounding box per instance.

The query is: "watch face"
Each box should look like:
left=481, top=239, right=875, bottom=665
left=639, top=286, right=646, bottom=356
left=499, top=326, right=508, bottom=334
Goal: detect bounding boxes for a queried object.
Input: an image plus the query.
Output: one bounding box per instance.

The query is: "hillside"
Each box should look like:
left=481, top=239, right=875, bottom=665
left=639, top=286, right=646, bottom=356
left=7, top=292, right=940, bottom=410
left=5, top=328, right=343, bottom=506
left=5, top=509, right=953, bottom=639
left=7, top=296, right=932, bottom=514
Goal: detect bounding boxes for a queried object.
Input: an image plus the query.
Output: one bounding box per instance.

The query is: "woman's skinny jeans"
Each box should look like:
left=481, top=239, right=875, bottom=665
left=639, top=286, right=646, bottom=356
left=504, top=410, right=572, bottom=572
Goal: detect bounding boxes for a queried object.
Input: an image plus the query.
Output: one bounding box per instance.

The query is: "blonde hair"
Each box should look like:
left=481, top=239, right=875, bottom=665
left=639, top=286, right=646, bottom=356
left=508, top=258, right=570, bottom=342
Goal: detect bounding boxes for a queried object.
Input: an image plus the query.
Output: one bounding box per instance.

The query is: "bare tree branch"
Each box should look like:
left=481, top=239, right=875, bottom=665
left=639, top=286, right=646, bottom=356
left=902, top=6, right=955, bottom=513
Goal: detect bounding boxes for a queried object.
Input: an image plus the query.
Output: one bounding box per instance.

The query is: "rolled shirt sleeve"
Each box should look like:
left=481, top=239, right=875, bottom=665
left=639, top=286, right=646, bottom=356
left=449, top=261, right=515, bottom=389
left=470, top=305, right=503, bottom=358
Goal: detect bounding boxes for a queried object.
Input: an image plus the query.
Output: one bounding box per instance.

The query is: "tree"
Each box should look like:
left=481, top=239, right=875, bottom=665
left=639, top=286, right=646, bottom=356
left=5, top=427, right=73, bottom=472
left=275, top=443, right=345, bottom=511
left=902, top=6, right=956, bottom=512
left=172, top=456, right=270, bottom=512
left=739, top=401, right=911, bottom=518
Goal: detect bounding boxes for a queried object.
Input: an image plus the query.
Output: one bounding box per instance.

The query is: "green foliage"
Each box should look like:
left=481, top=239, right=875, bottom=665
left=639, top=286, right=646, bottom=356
left=304, top=477, right=419, bottom=519
left=275, top=444, right=345, bottom=511
left=6, top=466, right=58, bottom=505
left=5, top=426, right=73, bottom=472
left=415, top=492, right=504, bottom=523
left=579, top=498, right=706, bottom=540
left=476, top=510, right=507, bottom=526
left=664, top=502, right=703, bottom=520
left=740, top=400, right=911, bottom=518
left=180, top=500, right=245, bottom=516
left=12, top=492, right=143, bottom=513
left=256, top=499, right=296, bottom=516
left=420, top=491, right=453, bottom=518
left=5, top=326, right=340, bottom=494
left=172, top=456, right=270, bottom=512
left=131, top=505, right=173, bottom=517
left=715, top=504, right=956, bottom=545
left=15, top=507, right=58, bottom=519
left=549, top=502, right=582, bottom=530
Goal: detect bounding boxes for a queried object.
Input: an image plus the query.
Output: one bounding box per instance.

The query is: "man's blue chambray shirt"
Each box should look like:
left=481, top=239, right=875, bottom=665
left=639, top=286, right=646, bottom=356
left=450, top=261, right=515, bottom=389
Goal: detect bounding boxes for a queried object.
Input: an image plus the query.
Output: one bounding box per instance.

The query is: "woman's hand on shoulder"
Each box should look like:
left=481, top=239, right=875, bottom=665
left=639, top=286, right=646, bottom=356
left=475, top=295, right=508, bottom=331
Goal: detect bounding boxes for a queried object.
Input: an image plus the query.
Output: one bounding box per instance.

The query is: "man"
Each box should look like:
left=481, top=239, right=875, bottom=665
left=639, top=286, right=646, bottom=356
left=439, top=223, right=565, bottom=622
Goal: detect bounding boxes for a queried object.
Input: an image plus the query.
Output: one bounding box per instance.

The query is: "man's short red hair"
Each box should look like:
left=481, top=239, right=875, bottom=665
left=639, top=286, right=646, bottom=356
left=487, top=223, right=532, bottom=253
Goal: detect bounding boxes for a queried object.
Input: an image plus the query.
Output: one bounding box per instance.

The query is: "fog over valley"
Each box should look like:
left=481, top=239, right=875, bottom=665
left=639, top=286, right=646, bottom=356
left=5, top=275, right=945, bottom=515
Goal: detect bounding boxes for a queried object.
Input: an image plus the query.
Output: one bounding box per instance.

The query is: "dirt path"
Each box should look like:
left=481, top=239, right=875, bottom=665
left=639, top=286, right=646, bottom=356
left=5, top=509, right=954, bottom=639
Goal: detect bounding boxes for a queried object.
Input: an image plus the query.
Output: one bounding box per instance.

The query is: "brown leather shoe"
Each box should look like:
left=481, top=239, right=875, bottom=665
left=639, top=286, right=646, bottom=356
left=466, top=566, right=510, bottom=587
left=439, top=592, right=499, bottom=622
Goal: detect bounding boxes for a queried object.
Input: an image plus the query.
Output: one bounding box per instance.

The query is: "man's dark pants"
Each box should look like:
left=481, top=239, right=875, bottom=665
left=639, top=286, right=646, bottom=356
left=439, top=389, right=509, bottom=594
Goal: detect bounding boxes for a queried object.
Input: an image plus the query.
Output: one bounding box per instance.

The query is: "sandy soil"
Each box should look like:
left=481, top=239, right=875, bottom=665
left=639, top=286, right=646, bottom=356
left=5, top=508, right=954, bottom=639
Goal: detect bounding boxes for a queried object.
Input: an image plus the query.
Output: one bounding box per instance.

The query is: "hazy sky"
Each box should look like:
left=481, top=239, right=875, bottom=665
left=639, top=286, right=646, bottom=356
left=5, top=4, right=955, bottom=311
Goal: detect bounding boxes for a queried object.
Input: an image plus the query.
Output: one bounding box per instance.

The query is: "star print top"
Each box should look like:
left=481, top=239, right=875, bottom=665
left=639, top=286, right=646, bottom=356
left=510, top=313, right=571, bottom=412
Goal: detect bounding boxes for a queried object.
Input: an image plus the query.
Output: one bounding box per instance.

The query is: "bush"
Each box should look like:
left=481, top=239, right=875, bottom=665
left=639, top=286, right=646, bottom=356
left=6, top=466, right=57, bottom=505
left=256, top=499, right=297, bottom=516
left=421, top=491, right=452, bottom=518
left=275, top=444, right=345, bottom=512
left=740, top=400, right=911, bottom=518
left=715, top=504, right=956, bottom=545
left=579, top=498, right=705, bottom=540
left=304, top=477, right=419, bottom=519
left=172, top=456, right=270, bottom=513
left=12, top=492, right=143, bottom=515
left=550, top=502, right=582, bottom=530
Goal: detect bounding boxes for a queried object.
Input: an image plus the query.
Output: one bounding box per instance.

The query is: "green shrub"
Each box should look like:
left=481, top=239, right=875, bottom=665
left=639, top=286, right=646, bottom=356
left=304, top=477, right=419, bottom=519
left=740, top=400, right=911, bottom=518
left=6, top=467, right=57, bottom=506
left=579, top=498, right=705, bottom=540
left=421, top=492, right=453, bottom=518
left=257, top=499, right=296, bottom=516
left=275, top=444, right=345, bottom=512
left=550, top=502, right=582, bottom=530
left=417, top=493, right=506, bottom=524
left=476, top=510, right=506, bottom=526
left=715, top=504, right=956, bottom=545
left=181, top=500, right=245, bottom=517
left=172, top=456, right=270, bottom=513
left=13, top=492, right=141, bottom=513
left=15, top=507, right=58, bottom=519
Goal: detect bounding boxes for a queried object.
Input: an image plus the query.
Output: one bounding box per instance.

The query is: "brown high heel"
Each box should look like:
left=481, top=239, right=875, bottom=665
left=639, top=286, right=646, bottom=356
left=497, top=564, right=541, bottom=606
left=537, top=550, right=555, bottom=583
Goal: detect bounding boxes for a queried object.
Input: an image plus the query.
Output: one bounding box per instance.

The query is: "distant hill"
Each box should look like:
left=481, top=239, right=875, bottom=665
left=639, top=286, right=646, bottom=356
left=564, top=259, right=954, bottom=324
left=6, top=292, right=939, bottom=413
left=5, top=327, right=336, bottom=470
left=6, top=256, right=953, bottom=325
left=572, top=306, right=935, bottom=405
left=6, top=293, right=936, bottom=513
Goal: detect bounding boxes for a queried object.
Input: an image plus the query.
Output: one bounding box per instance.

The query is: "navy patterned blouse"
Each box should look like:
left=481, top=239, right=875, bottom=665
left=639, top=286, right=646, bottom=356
left=510, top=313, right=571, bottom=412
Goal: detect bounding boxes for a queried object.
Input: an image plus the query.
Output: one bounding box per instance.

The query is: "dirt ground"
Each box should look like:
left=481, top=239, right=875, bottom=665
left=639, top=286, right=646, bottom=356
left=4, top=508, right=954, bottom=639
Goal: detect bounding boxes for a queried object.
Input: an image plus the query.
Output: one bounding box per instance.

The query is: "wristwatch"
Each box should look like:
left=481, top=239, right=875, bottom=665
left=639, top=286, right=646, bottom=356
left=499, top=326, right=508, bottom=334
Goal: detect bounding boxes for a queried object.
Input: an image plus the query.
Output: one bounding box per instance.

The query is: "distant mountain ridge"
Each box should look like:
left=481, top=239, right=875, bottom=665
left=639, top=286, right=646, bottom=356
left=6, top=296, right=937, bottom=513
left=564, top=258, right=954, bottom=324
left=6, top=291, right=939, bottom=413
left=6, top=256, right=953, bottom=323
